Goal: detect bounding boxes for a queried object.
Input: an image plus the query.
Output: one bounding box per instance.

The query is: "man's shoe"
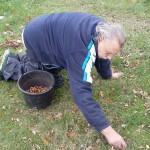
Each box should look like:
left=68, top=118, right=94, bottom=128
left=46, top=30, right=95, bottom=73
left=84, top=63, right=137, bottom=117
left=53, top=74, right=64, bottom=88
left=40, top=64, right=64, bottom=88
left=0, top=49, right=11, bottom=76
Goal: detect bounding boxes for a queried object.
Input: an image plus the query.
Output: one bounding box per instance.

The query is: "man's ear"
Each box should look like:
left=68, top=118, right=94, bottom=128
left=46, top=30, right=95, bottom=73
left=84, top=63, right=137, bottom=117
left=98, top=36, right=102, bottom=42
left=93, top=32, right=102, bottom=42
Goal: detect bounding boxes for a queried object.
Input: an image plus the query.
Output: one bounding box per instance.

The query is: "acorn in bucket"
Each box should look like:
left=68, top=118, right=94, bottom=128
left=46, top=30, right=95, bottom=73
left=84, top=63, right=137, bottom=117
left=17, top=70, right=54, bottom=109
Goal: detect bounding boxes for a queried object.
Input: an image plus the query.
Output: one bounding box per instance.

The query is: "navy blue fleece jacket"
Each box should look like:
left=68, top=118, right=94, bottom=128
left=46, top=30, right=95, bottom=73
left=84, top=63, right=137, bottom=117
left=23, top=12, right=112, bottom=130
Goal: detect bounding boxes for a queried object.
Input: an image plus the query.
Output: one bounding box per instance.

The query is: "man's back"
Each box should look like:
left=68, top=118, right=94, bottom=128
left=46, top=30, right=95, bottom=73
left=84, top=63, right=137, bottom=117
left=23, top=12, right=103, bottom=67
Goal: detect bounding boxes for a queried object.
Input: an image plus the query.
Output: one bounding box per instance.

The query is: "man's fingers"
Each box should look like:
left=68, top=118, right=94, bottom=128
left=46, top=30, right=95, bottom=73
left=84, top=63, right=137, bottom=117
left=115, top=72, right=124, bottom=77
left=117, top=140, right=127, bottom=149
left=112, top=72, right=124, bottom=79
left=121, top=140, right=127, bottom=149
left=111, top=138, right=127, bottom=149
left=101, top=126, right=127, bottom=149
left=114, top=141, right=123, bottom=149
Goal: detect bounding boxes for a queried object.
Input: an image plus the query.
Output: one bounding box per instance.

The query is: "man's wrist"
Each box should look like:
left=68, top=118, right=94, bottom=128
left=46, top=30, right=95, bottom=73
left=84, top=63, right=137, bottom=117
left=101, top=126, right=112, bottom=135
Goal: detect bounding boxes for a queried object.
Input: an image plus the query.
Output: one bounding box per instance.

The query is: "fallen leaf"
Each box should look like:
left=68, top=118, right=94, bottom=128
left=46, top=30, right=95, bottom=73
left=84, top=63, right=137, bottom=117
left=58, top=145, right=63, bottom=150
left=15, top=108, right=23, bottom=113
left=99, top=91, right=104, bottom=98
left=123, top=60, right=129, bottom=67
left=133, top=89, right=149, bottom=99
left=23, top=137, right=27, bottom=140
left=32, top=144, right=40, bottom=150
left=106, top=98, right=113, bottom=103
left=139, top=145, right=144, bottom=149
left=67, top=130, right=76, bottom=138
left=55, top=112, right=62, bottom=119
left=132, top=60, right=140, bottom=68
left=146, top=99, right=150, bottom=109
left=71, top=106, right=78, bottom=114
left=92, top=74, right=96, bottom=78
left=96, top=138, right=101, bottom=144
left=42, top=108, right=49, bottom=113
left=32, top=130, right=40, bottom=135
left=86, top=145, right=93, bottom=150
left=121, top=124, right=127, bottom=128
left=3, top=30, right=14, bottom=37
left=41, top=136, right=49, bottom=145
left=144, top=102, right=150, bottom=109
left=0, top=39, right=22, bottom=48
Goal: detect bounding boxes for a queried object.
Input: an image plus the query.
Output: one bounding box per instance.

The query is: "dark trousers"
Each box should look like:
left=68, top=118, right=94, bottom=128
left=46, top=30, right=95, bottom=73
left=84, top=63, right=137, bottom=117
left=3, top=53, right=62, bottom=83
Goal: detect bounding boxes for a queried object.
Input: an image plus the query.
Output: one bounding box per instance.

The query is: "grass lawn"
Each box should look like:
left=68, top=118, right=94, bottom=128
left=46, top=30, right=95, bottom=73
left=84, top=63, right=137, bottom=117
left=0, top=0, right=150, bottom=149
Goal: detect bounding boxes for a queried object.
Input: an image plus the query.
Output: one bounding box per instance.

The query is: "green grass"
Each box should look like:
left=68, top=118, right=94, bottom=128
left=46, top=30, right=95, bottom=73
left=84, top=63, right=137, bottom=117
left=0, top=0, right=150, bottom=149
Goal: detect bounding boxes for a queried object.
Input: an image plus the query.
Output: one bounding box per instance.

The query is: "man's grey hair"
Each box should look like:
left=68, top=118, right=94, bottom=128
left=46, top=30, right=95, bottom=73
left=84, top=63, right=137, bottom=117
left=94, top=22, right=126, bottom=48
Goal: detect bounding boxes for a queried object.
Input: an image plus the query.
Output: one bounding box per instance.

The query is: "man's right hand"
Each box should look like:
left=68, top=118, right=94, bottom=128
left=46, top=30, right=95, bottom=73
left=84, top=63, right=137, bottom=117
left=112, top=71, right=124, bottom=79
left=101, top=126, right=127, bottom=149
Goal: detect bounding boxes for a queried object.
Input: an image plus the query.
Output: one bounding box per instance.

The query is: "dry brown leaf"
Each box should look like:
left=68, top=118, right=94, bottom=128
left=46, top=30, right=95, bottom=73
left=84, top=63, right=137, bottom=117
left=67, top=130, right=76, bottom=138
left=3, top=30, right=14, bottom=37
left=139, top=145, right=144, bottom=149
left=58, top=145, right=64, bottom=150
left=32, top=144, right=40, bottom=150
left=96, top=138, right=101, bottom=144
left=55, top=112, right=62, bottom=119
left=0, top=39, right=22, bottom=48
left=86, top=145, right=93, bottom=150
left=132, top=60, right=140, bottom=68
left=92, top=74, right=96, bottom=79
left=144, top=102, right=150, bottom=109
left=15, top=108, right=23, bottom=113
left=123, top=60, right=130, bottom=67
left=106, top=98, right=113, bottom=103
left=71, top=106, right=78, bottom=114
left=99, top=91, right=104, bottom=98
left=32, top=130, right=40, bottom=135
left=41, top=136, right=49, bottom=145
left=133, top=89, right=149, bottom=99
left=42, top=108, right=49, bottom=113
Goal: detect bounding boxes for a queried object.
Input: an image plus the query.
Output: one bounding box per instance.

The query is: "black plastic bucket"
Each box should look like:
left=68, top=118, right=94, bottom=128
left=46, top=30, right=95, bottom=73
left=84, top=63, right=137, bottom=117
left=17, top=70, right=54, bottom=109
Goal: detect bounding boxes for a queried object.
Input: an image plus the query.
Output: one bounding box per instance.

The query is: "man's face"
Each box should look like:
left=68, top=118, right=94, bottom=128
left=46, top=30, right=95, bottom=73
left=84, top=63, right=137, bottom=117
left=98, top=39, right=120, bottom=59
